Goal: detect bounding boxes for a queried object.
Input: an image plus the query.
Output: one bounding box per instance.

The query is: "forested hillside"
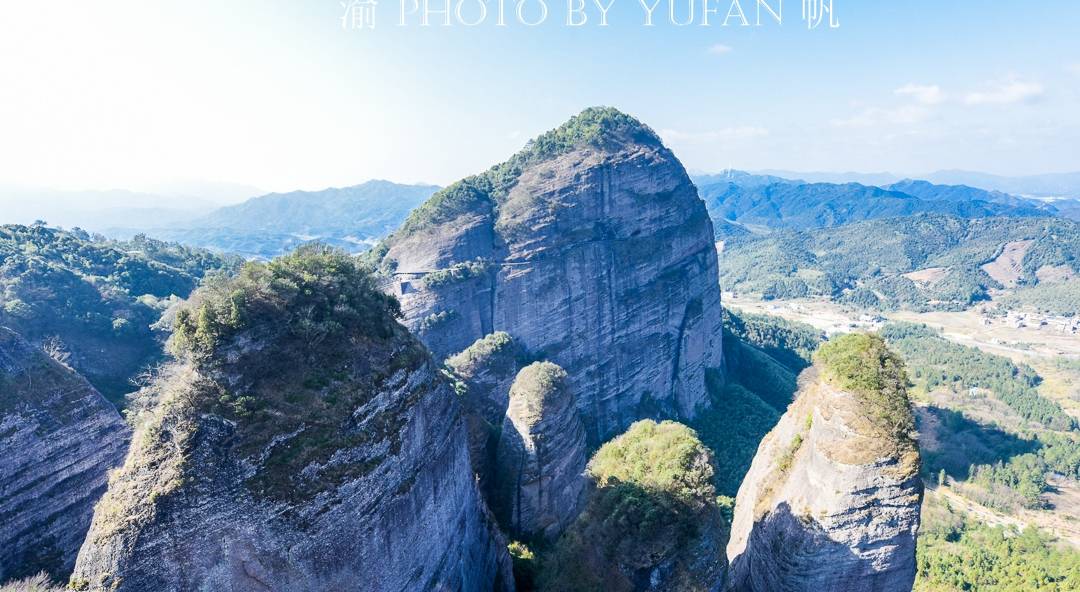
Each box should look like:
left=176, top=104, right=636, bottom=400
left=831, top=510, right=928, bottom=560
left=0, top=224, right=237, bottom=404
left=721, top=214, right=1079, bottom=310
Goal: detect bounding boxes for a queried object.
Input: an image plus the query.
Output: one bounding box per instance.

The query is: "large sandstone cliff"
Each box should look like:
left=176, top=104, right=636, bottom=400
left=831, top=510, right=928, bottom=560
left=69, top=248, right=512, bottom=592
left=374, top=107, right=723, bottom=444
left=0, top=327, right=130, bottom=582
left=726, top=335, right=922, bottom=592
left=494, top=362, right=588, bottom=541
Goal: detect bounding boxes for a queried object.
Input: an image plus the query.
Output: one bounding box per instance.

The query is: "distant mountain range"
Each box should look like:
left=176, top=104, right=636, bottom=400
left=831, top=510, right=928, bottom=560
left=752, top=169, right=1080, bottom=199
left=693, top=175, right=1054, bottom=238
left=113, top=180, right=439, bottom=259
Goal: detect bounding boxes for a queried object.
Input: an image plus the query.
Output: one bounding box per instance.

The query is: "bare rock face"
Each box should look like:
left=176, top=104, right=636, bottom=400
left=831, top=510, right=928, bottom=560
left=375, top=107, right=723, bottom=445
left=494, top=362, right=588, bottom=541
left=0, top=327, right=130, bottom=581
left=69, top=249, right=512, bottom=592
left=726, top=335, right=922, bottom=592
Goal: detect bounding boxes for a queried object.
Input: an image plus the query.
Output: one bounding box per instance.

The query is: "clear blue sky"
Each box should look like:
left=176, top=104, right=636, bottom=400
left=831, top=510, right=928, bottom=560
left=1, top=0, right=1078, bottom=193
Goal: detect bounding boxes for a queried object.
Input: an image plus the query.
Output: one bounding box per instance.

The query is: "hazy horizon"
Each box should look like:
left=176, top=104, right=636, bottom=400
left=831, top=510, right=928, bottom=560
left=2, top=2, right=1079, bottom=194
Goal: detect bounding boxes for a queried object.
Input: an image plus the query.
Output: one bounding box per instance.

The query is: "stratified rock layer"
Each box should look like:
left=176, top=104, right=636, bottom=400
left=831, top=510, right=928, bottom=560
left=0, top=327, right=129, bottom=581
left=726, top=369, right=922, bottom=592
left=495, top=362, right=588, bottom=541
left=378, top=108, right=723, bottom=444
left=69, top=252, right=512, bottom=592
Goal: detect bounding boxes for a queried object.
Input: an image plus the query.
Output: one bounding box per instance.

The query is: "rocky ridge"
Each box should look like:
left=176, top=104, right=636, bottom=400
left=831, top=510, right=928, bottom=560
left=374, top=107, right=724, bottom=445
left=726, top=335, right=922, bottom=592
left=0, top=327, right=130, bottom=581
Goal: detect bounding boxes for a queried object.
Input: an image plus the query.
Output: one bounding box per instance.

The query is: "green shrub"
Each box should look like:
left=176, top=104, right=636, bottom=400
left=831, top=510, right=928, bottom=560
left=815, top=333, right=915, bottom=440
left=170, top=244, right=400, bottom=363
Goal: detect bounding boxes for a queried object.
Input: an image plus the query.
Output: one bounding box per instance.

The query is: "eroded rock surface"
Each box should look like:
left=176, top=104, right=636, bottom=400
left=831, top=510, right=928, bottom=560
left=726, top=358, right=922, bottom=592
left=495, top=362, right=588, bottom=541
left=0, top=327, right=129, bottom=581
left=69, top=249, right=512, bottom=592
left=375, top=107, right=723, bottom=444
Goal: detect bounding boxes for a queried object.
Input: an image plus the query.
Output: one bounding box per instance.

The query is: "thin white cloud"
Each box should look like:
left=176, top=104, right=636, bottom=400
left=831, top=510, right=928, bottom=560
left=707, top=44, right=733, bottom=56
left=964, top=80, right=1044, bottom=105
left=661, top=127, right=768, bottom=142
left=894, top=84, right=945, bottom=105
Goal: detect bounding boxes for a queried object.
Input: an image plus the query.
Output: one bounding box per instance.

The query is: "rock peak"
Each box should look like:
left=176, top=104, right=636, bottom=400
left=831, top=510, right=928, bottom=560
left=377, top=109, right=723, bottom=445
left=726, top=334, right=922, bottom=592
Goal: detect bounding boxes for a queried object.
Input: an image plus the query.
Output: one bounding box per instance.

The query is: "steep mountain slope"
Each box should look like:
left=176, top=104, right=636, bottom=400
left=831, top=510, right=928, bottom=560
left=134, top=181, right=439, bottom=259
left=70, top=247, right=511, bottom=592
left=727, top=334, right=922, bottom=592
left=0, top=328, right=129, bottom=582
left=721, top=214, right=1079, bottom=310
left=0, top=225, right=236, bottom=404
left=697, top=180, right=1044, bottom=235
left=371, top=107, right=724, bottom=445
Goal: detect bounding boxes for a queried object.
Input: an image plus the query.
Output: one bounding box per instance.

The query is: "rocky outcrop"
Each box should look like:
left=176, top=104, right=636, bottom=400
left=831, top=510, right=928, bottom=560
left=494, top=362, right=588, bottom=541
left=726, top=335, right=922, bottom=592
left=446, top=332, right=528, bottom=492
left=540, top=420, right=728, bottom=591
left=69, top=248, right=512, bottom=592
left=375, top=107, right=723, bottom=445
left=0, top=327, right=130, bottom=581
left=446, top=331, right=527, bottom=425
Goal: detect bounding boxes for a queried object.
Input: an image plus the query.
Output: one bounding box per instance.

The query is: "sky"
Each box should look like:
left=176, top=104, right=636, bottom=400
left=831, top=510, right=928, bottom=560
left=1, top=0, right=1079, bottom=196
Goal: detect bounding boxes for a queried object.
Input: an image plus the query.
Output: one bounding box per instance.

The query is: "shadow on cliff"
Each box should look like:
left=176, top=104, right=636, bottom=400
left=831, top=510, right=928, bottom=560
left=916, top=405, right=1040, bottom=480
left=729, top=502, right=913, bottom=592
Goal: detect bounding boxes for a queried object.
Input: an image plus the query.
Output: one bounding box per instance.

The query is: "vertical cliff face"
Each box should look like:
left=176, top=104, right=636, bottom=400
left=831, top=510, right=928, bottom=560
left=494, top=362, right=588, bottom=541
left=375, top=107, right=723, bottom=445
left=726, top=335, right=922, bottom=592
left=69, top=248, right=512, bottom=592
left=0, top=327, right=130, bottom=582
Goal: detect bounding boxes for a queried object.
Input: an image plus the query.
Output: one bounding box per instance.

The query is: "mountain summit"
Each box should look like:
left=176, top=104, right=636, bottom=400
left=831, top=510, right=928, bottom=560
left=371, top=107, right=724, bottom=444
